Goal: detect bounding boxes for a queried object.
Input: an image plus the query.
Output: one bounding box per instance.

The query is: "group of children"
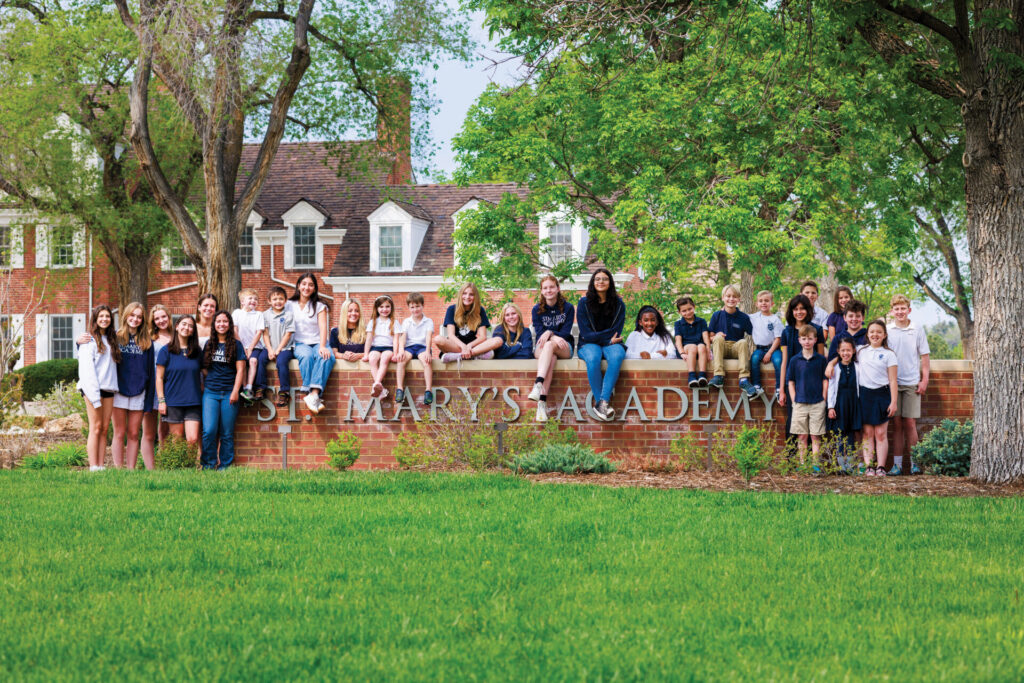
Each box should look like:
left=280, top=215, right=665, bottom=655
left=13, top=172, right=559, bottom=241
left=77, top=271, right=930, bottom=476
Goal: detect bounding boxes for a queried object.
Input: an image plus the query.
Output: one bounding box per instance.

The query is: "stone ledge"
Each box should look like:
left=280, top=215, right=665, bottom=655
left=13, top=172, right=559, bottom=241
left=288, top=358, right=974, bottom=372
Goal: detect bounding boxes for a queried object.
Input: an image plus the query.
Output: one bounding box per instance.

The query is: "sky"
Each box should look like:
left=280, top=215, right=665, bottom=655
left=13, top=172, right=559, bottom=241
left=419, top=11, right=952, bottom=330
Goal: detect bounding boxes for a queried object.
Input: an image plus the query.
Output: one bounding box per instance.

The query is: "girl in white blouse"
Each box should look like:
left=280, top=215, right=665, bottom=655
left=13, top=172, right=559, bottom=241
left=286, top=273, right=335, bottom=415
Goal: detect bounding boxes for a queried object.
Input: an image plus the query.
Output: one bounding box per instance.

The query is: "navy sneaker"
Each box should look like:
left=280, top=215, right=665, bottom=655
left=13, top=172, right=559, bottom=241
left=887, top=464, right=902, bottom=477
left=708, top=375, right=725, bottom=389
left=738, top=378, right=758, bottom=398
left=698, top=374, right=709, bottom=387
left=424, top=390, right=433, bottom=405
left=395, top=388, right=405, bottom=403
left=911, top=463, right=922, bottom=475
left=688, top=372, right=699, bottom=388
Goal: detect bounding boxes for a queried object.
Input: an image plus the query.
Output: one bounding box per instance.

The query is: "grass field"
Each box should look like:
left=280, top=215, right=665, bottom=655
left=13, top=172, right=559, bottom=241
left=1, top=471, right=1022, bottom=681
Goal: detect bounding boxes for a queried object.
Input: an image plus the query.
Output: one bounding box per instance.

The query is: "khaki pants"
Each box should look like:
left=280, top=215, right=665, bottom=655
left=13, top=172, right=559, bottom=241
left=711, top=336, right=752, bottom=379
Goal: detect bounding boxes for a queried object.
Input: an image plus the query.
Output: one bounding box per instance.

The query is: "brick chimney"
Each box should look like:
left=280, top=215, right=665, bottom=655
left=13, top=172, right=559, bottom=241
left=376, top=76, right=413, bottom=185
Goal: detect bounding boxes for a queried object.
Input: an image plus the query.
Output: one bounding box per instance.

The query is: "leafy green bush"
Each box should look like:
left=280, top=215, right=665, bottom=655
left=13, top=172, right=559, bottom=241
left=669, top=432, right=705, bottom=471
left=16, top=358, right=78, bottom=399
left=155, top=436, right=198, bottom=470
left=731, top=426, right=774, bottom=482
left=913, top=419, right=973, bottom=476
left=326, top=432, right=361, bottom=470
left=34, top=381, right=87, bottom=419
left=0, top=372, right=24, bottom=428
left=18, top=443, right=87, bottom=469
left=512, top=443, right=615, bottom=475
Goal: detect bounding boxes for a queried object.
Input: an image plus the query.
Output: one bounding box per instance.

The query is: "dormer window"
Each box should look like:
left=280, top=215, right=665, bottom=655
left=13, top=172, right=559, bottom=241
left=367, top=200, right=431, bottom=272
left=282, top=200, right=342, bottom=270
left=539, top=210, right=588, bottom=268
left=293, top=224, right=317, bottom=268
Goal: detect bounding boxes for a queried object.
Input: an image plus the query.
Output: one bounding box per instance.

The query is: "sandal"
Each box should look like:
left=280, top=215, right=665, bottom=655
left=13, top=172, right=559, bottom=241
left=875, top=467, right=887, bottom=477
left=275, top=393, right=290, bottom=407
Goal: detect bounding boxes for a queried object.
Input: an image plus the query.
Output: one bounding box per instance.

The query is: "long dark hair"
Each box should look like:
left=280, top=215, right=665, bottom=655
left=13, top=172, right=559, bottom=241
left=832, top=286, right=853, bottom=315
left=88, top=305, right=122, bottom=363
left=202, top=310, right=238, bottom=367
left=785, top=294, right=814, bottom=328
left=289, top=272, right=329, bottom=316
left=634, top=305, right=671, bottom=343
left=168, top=314, right=200, bottom=358
left=586, top=268, right=618, bottom=316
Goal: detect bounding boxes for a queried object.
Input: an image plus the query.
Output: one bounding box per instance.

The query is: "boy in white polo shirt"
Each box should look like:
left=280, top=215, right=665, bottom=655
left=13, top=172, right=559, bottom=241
left=887, top=294, right=930, bottom=475
left=233, top=287, right=267, bottom=402
left=394, top=292, right=435, bottom=405
left=749, top=290, right=783, bottom=398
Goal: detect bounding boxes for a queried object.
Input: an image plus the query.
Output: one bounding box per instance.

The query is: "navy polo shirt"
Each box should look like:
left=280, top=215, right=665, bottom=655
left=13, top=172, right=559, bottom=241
left=709, top=309, right=752, bottom=342
left=673, top=316, right=708, bottom=346
left=156, top=345, right=202, bottom=407
left=786, top=352, right=827, bottom=404
left=827, top=326, right=868, bottom=362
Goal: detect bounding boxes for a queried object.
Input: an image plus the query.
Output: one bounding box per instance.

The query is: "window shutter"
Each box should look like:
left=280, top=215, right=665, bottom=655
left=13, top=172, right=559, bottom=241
left=35, top=314, right=48, bottom=363
left=72, top=228, right=87, bottom=268
left=10, top=314, right=24, bottom=370
left=34, top=225, right=49, bottom=268
left=72, top=314, right=86, bottom=358
left=10, top=226, right=24, bottom=269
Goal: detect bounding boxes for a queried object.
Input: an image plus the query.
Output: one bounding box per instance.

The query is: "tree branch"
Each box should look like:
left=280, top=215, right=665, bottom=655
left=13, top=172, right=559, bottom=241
left=856, top=16, right=964, bottom=100
left=873, top=0, right=964, bottom=50
left=908, top=125, right=945, bottom=165
left=1, top=0, right=48, bottom=22
left=913, top=272, right=959, bottom=317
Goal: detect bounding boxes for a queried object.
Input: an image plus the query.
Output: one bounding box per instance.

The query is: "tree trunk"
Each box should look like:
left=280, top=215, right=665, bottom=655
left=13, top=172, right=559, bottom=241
left=98, top=237, right=154, bottom=309
left=957, top=316, right=974, bottom=360
left=959, top=32, right=1024, bottom=481
left=739, top=270, right=755, bottom=312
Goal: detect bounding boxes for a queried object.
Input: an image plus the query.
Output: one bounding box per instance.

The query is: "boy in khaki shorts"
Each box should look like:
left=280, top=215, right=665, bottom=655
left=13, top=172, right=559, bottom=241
left=887, top=295, right=930, bottom=475
left=786, top=325, right=828, bottom=464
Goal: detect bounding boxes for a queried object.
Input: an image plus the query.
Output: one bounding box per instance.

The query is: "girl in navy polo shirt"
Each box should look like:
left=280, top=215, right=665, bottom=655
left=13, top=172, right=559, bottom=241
left=156, top=315, right=203, bottom=449
left=201, top=311, right=247, bottom=470
left=110, top=302, right=155, bottom=470
left=142, top=305, right=173, bottom=468
left=826, top=286, right=853, bottom=344
left=528, top=275, right=575, bottom=422
left=577, top=268, right=626, bottom=422
left=435, top=282, right=494, bottom=362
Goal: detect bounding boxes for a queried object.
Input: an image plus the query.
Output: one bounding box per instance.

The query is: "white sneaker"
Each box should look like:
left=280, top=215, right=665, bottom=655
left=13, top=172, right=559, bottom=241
left=303, top=393, right=318, bottom=413
left=440, top=352, right=461, bottom=363
left=378, top=387, right=389, bottom=400
left=535, top=402, right=548, bottom=422
left=89, top=465, right=101, bottom=472
left=478, top=350, right=494, bottom=359
left=527, top=382, right=543, bottom=402
left=314, top=396, right=325, bottom=414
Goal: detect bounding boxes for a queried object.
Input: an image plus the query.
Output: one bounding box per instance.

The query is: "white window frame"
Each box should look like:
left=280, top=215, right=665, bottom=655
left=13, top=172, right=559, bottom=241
left=162, top=242, right=195, bottom=272
left=291, top=223, right=318, bottom=269
left=238, top=222, right=256, bottom=270
left=0, top=212, right=26, bottom=269
left=538, top=209, right=589, bottom=269
left=35, top=223, right=86, bottom=269
left=367, top=201, right=429, bottom=272
left=377, top=225, right=404, bottom=272
left=282, top=201, right=340, bottom=270
left=160, top=212, right=263, bottom=272
left=0, top=314, right=25, bottom=370
left=34, top=313, right=86, bottom=362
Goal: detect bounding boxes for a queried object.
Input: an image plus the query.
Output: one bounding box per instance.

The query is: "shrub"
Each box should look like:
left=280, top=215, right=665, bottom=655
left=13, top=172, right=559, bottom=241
left=16, top=358, right=78, bottom=399
left=512, top=443, right=616, bottom=475
left=326, top=432, right=361, bottom=470
left=18, top=443, right=87, bottom=469
left=731, top=426, right=774, bottom=482
left=155, top=436, right=198, bottom=470
left=0, top=372, right=24, bottom=429
left=34, top=381, right=87, bottom=419
left=913, top=419, right=973, bottom=476
left=669, top=432, right=705, bottom=471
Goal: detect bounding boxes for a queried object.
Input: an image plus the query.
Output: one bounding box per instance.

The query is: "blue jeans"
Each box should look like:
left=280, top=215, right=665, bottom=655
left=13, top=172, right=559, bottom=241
left=750, top=347, right=782, bottom=391
left=201, top=390, right=239, bottom=469
left=250, top=347, right=269, bottom=391
left=293, top=343, right=335, bottom=394
left=578, top=343, right=626, bottom=403
left=273, top=348, right=295, bottom=394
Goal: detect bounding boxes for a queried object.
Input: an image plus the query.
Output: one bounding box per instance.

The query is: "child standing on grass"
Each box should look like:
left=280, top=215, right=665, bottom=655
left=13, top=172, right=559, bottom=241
left=233, top=288, right=266, bottom=402
left=156, top=315, right=203, bottom=450
left=826, top=286, right=853, bottom=344
left=78, top=305, right=120, bottom=472
left=786, top=324, right=828, bottom=465
left=749, top=290, right=783, bottom=398
left=625, top=305, right=674, bottom=359
left=529, top=275, right=576, bottom=417
left=857, top=320, right=899, bottom=476
left=779, top=294, right=826, bottom=436
left=262, top=286, right=295, bottom=408
left=394, top=292, right=435, bottom=405
left=201, top=311, right=246, bottom=470
left=142, top=304, right=173, bottom=466
left=673, top=296, right=710, bottom=388
left=111, top=302, right=155, bottom=470
left=708, top=284, right=757, bottom=397
left=826, top=337, right=862, bottom=473
left=364, top=295, right=397, bottom=399
left=826, top=299, right=867, bottom=361
left=887, top=294, right=930, bottom=476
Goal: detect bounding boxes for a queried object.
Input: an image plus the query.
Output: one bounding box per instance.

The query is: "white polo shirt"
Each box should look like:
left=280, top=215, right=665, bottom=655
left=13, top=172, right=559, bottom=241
left=749, top=312, right=783, bottom=347
left=232, top=308, right=266, bottom=350
left=401, top=316, right=435, bottom=347
left=887, top=322, right=930, bottom=385
left=856, top=345, right=898, bottom=389
left=811, top=305, right=829, bottom=328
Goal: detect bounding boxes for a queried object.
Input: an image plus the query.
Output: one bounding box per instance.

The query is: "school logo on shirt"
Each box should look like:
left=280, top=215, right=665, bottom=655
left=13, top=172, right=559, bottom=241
left=213, top=343, right=229, bottom=363
left=123, top=338, right=142, bottom=355
left=767, top=323, right=774, bottom=332
left=458, top=324, right=472, bottom=336
left=877, top=353, right=885, bottom=361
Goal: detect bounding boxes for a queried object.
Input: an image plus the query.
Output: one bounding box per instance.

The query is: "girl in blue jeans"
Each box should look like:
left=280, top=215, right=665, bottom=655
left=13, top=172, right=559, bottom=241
left=201, top=311, right=246, bottom=469
left=287, top=273, right=335, bottom=415
left=576, top=268, right=626, bottom=422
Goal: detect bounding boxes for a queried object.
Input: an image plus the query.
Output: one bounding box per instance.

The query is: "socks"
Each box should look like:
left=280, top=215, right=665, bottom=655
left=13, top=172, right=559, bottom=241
left=894, top=456, right=904, bottom=468
left=540, top=394, right=547, bottom=402
left=535, top=377, right=544, bottom=385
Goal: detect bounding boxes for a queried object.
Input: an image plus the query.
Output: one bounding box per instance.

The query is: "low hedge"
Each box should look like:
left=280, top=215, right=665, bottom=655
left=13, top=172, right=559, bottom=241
left=17, top=358, right=79, bottom=398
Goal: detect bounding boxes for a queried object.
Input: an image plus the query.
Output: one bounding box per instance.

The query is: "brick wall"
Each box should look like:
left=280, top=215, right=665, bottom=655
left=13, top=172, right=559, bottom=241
left=233, top=359, right=974, bottom=469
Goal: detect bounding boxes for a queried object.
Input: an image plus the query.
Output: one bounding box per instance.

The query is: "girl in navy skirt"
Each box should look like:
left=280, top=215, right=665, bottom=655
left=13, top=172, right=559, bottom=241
left=856, top=320, right=898, bottom=476
left=826, top=337, right=862, bottom=473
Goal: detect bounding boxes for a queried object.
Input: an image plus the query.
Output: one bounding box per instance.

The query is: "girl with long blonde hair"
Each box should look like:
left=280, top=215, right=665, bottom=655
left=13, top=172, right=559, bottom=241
left=111, top=302, right=155, bottom=469
left=434, top=282, right=494, bottom=362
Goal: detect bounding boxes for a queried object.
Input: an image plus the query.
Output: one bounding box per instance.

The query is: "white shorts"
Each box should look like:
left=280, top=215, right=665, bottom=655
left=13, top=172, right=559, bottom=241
left=113, top=392, right=147, bottom=411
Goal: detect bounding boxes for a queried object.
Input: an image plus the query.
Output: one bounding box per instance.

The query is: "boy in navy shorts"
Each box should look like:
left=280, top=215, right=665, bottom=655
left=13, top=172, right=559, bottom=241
left=394, top=292, right=435, bottom=405
left=673, top=296, right=710, bottom=387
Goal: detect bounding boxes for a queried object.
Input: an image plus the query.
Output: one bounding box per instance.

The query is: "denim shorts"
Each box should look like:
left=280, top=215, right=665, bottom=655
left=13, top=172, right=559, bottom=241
left=164, top=404, right=202, bottom=424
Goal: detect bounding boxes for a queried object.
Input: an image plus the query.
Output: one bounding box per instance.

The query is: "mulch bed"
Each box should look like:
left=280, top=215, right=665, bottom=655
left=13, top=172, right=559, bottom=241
left=526, top=470, right=1024, bottom=497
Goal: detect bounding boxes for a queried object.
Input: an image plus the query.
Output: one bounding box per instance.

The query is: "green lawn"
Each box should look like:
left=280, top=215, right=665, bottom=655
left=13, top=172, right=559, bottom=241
left=1, top=471, right=1021, bottom=681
